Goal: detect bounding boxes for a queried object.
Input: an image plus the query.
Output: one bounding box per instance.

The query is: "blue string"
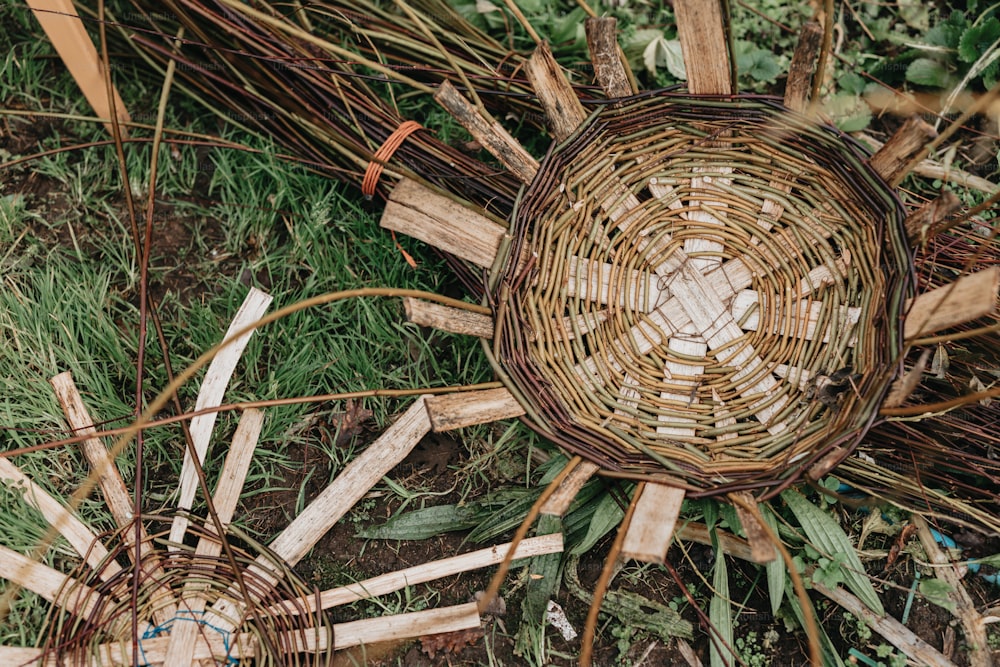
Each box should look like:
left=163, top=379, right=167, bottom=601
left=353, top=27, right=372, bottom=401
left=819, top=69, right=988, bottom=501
left=138, top=611, right=239, bottom=665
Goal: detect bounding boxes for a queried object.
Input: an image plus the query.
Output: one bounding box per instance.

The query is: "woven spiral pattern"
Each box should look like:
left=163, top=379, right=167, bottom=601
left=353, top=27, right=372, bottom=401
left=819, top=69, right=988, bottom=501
left=40, top=518, right=333, bottom=665
left=494, top=94, right=912, bottom=495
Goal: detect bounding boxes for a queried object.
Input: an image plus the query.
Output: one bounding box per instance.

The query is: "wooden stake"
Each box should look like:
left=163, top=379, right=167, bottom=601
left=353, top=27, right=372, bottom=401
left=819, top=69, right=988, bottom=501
left=904, top=267, right=1000, bottom=340
left=424, top=387, right=525, bottom=431
left=206, top=398, right=432, bottom=630
left=0, top=543, right=103, bottom=620
left=904, top=190, right=962, bottom=242
left=0, top=457, right=121, bottom=580
left=541, top=460, right=600, bottom=516
left=912, top=515, right=992, bottom=667
left=812, top=581, right=957, bottom=667
left=381, top=178, right=509, bottom=269
left=170, top=287, right=272, bottom=548
left=672, top=0, right=734, bottom=95
left=585, top=17, right=636, bottom=99
left=620, top=483, right=686, bottom=563
left=784, top=22, right=823, bottom=113
left=869, top=116, right=938, bottom=186
left=49, top=371, right=177, bottom=624
left=268, top=533, right=563, bottom=615
left=403, top=297, right=494, bottom=338
left=164, top=409, right=264, bottom=667
left=0, top=603, right=483, bottom=664
left=26, top=0, right=131, bottom=136
left=728, top=493, right=777, bottom=564
left=525, top=41, right=590, bottom=142
left=434, top=81, right=539, bottom=183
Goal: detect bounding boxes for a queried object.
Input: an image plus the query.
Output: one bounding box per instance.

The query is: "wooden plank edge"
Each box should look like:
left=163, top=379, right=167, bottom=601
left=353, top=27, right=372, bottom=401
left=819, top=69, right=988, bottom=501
left=620, top=484, right=686, bottom=563
left=170, top=287, right=272, bottom=548
left=424, top=387, right=525, bottom=432
left=403, top=297, right=494, bottom=338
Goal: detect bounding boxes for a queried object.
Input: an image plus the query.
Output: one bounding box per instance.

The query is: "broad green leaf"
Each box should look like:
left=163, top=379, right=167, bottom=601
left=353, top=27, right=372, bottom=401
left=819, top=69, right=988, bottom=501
left=839, top=72, right=867, bottom=96
left=709, top=529, right=733, bottom=667
left=760, top=504, right=785, bottom=615
left=515, top=515, right=563, bottom=659
left=919, top=578, right=957, bottom=614
left=906, top=58, right=952, bottom=87
left=357, top=504, right=478, bottom=540
left=569, top=488, right=625, bottom=555
left=824, top=93, right=872, bottom=132
left=736, top=44, right=783, bottom=83
left=642, top=36, right=686, bottom=80
left=926, top=11, right=969, bottom=48
left=959, top=17, right=1000, bottom=63
left=781, top=490, right=884, bottom=615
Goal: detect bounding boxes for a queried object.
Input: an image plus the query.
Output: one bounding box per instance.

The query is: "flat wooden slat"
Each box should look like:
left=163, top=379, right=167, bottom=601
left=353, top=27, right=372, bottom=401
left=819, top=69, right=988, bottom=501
left=620, top=483, right=686, bottom=563
left=673, top=0, right=733, bottom=95
left=268, top=534, right=564, bottom=615
left=904, top=267, right=1000, bottom=339
left=26, top=0, right=131, bottom=135
left=541, top=461, right=600, bottom=516
left=0, top=457, right=121, bottom=580
left=0, top=542, right=103, bottom=619
left=170, top=287, right=272, bottom=548
left=382, top=178, right=508, bottom=269
left=205, top=398, right=433, bottom=630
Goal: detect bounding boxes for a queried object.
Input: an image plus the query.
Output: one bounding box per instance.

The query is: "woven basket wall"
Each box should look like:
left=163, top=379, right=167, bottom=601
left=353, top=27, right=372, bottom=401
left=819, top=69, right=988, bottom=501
left=492, top=93, right=913, bottom=496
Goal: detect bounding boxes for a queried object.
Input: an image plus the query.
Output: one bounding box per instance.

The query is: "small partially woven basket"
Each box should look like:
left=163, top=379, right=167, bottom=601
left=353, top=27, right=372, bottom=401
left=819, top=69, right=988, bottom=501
left=492, top=93, right=913, bottom=496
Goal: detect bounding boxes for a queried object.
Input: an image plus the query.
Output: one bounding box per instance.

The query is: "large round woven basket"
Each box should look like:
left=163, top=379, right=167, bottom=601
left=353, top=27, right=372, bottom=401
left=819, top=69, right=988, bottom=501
left=492, top=93, right=913, bottom=496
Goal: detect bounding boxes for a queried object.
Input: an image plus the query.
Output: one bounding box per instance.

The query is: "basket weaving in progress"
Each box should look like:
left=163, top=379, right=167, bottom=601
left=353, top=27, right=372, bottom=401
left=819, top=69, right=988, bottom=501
left=493, top=93, right=912, bottom=493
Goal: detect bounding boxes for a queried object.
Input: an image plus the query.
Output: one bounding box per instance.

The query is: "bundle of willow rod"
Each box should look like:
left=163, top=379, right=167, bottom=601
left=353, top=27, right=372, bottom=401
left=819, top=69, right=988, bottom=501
left=492, top=92, right=913, bottom=495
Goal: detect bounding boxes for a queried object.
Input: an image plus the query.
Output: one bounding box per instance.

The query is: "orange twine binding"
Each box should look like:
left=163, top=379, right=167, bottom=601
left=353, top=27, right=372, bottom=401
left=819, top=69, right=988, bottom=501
left=361, top=120, right=423, bottom=197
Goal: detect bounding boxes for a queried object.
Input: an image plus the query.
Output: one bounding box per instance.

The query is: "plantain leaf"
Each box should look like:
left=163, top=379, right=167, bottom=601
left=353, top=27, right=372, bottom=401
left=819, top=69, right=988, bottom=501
left=569, top=488, right=625, bottom=555
left=760, top=504, right=785, bottom=616
left=783, top=580, right=846, bottom=667
left=515, top=514, right=563, bottom=660
left=357, top=504, right=478, bottom=540
left=782, top=490, right=884, bottom=615
left=709, top=528, right=734, bottom=667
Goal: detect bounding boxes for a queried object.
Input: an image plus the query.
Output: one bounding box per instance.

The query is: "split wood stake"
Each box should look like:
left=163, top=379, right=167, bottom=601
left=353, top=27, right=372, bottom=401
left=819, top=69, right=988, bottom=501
left=672, top=0, right=734, bottom=95
left=381, top=177, right=511, bottom=269
left=620, top=483, right=686, bottom=563
left=0, top=603, right=482, bottom=665
left=50, top=371, right=177, bottom=624
left=169, top=287, right=272, bottom=549
left=540, top=460, right=600, bottom=516
left=434, top=81, right=539, bottom=184
left=403, top=297, right=494, bottom=338
left=0, top=542, right=104, bottom=621
left=26, top=0, right=131, bottom=136
left=205, top=397, right=432, bottom=631
left=0, top=457, right=121, bottom=581
left=525, top=41, right=590, bottom=142
left=585, top=17, right=637, bottom=99
left=267, top=533, right=563, bottom=616
left=913, top=515, right=991, bottom=667
left=424, top=387, right=525, bottom=431
left=904, top=267, right=1000, bottom=340
left=784, top=22, right=823, bottom=113
left=163, top=408, right=264, bottom=667
left=869, top=116, right=938, bottom=187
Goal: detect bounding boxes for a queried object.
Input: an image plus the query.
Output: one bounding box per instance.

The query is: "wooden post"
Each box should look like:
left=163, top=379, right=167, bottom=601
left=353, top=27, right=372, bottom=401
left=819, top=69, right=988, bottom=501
left=672, top=0, right=734, bottom=95
left=585, top=17, right=636, bottom=99
left=525, top=41, right=590, bottom=142
left=869, top=116, right=938, bottom=186
left=435, top=81, right=539, bottom=184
